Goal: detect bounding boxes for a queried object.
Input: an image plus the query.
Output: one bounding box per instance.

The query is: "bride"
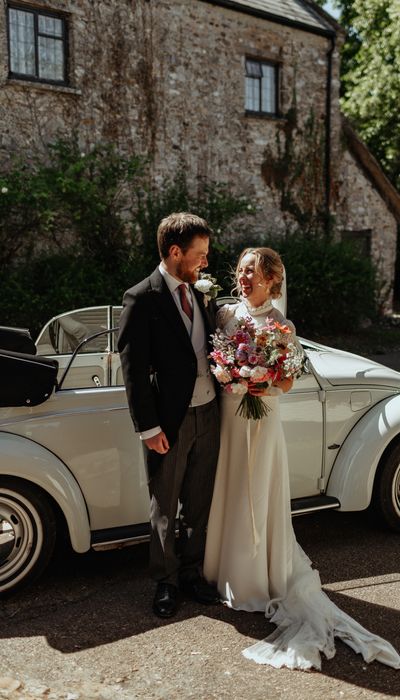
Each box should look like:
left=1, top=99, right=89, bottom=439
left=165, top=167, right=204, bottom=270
left=203, top=247, right=400, bottom=671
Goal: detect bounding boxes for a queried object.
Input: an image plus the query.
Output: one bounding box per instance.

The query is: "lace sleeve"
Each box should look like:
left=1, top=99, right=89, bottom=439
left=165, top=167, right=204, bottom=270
left=282, top=319, right=297, bottom=347
left=269, top=309, right=298, bottom=347
left=216, top=303, right=236, bottom=330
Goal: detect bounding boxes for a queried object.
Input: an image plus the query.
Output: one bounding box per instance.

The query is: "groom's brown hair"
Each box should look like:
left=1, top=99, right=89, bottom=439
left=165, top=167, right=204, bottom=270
left=157, top=212, right=213, bottom=259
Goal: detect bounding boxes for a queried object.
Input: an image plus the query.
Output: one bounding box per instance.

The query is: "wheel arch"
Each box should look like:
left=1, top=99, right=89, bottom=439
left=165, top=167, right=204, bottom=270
left=0, top=432, right=91, bottom=553
left=326, top=394, right=400, bottom=511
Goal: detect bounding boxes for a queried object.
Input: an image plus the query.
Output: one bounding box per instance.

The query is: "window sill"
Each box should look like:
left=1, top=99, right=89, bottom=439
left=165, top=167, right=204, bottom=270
left=5, top=78, right=81, bottom=96
left=245, top=110, right=286, bottom=122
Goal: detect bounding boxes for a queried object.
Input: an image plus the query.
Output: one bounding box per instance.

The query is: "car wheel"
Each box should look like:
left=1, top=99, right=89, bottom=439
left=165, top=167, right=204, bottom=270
left=374, top=444, right=400, bottom=532
left=0, top=478, right=56, bottom=595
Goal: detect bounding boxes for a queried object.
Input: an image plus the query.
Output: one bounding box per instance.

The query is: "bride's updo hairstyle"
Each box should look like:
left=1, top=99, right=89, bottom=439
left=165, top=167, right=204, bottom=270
left=235, top=247, right=284, bottom=299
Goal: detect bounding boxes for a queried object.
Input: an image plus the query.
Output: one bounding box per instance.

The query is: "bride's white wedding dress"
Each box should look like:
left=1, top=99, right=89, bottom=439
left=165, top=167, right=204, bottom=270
left=204, top=300, right=400, bottom=671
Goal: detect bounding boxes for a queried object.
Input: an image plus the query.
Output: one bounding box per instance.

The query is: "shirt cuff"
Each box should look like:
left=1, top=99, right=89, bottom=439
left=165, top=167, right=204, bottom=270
left=140, top=426, right=162, bottom=441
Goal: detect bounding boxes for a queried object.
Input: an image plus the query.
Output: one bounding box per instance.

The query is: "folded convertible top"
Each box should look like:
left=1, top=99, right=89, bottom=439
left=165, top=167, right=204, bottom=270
left=0, top=349, right=58, bottom=407
left=0, top=326, right=36, bottom=355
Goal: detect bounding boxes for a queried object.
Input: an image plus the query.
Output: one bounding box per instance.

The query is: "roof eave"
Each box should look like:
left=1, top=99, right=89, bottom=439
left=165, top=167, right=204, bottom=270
left=342, top=117, right=400, bottom=223
left=198, top=0, right=336, bottom=38
left=301, top=0, right=345, bottom=37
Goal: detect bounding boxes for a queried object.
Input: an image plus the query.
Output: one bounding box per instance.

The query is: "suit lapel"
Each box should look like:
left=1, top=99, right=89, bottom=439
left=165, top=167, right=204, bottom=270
left=149, top=268, right=195, bottom=354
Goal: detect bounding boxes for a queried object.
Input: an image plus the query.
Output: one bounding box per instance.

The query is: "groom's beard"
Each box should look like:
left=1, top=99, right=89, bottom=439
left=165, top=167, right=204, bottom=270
left=175, top=263, right=199, bottom=285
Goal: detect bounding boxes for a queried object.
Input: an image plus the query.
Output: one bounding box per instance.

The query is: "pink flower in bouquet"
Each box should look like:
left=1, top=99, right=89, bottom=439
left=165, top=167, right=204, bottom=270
left=231, top=367, right=242, bottom=378
left=210, top=349, right=230, bottom=366
left=234, top=330, right=251, bottom=344
left=248, top=353, right=259, bottom=365
left=263, top=316, right=279, bottom=332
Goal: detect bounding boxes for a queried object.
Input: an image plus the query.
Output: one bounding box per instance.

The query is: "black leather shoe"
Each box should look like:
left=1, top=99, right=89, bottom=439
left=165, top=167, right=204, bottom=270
left=181, top=577, right=220, bottom=605
left=153, top=582, right=179, bottom=618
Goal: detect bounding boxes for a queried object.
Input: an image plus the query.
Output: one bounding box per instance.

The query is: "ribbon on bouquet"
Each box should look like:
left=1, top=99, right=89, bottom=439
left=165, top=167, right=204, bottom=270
left=246, top=418, right=262, bottom=558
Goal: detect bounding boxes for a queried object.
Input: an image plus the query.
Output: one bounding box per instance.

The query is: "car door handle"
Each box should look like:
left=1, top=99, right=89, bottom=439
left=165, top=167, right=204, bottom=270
left=92, top=375, right=102, bottom=387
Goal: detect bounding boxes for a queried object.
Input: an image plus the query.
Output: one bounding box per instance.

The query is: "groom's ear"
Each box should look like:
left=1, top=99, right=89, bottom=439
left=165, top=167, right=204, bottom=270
left=168, top=244, right=183, bottom=260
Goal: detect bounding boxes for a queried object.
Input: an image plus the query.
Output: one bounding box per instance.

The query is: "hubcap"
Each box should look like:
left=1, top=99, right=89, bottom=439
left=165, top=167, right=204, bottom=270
left=0, top=490, right=43, bottom=589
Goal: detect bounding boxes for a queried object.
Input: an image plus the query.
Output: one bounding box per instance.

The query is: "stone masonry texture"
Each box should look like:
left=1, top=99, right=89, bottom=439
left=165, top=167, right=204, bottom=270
left=0, top=0, right=397, bottom=307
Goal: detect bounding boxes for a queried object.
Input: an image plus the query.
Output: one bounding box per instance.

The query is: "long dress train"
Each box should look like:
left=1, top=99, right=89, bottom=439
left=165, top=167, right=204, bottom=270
left=204, top=301, right=400, bottom=671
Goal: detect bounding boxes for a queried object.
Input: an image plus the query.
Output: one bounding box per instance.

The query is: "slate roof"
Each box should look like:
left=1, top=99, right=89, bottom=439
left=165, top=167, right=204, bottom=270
left=203, top=0, right=336, bottom=35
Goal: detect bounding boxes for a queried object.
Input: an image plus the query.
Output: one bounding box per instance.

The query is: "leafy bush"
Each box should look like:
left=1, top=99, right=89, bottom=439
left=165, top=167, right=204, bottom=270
left=132, top=170, right=254, bottom=288
left=0, top=137, right=145, bottom=269
left=0, top=137, right=378, bottom=340
left=267, top=230, right=378, bottom=336
left=1, top=254, right=126, bottom=337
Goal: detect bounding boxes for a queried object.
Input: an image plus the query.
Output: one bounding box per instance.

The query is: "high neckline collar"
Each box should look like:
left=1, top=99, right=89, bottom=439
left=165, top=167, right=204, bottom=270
left=240, top=296, right=274, bottom=316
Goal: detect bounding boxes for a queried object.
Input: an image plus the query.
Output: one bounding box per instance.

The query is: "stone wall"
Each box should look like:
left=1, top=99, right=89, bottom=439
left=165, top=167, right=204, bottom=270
left=336, top=149, right=397, bottom=311
left=0, top=1, right=339, bottom=217
left=0, top=0, right=396, bottom=305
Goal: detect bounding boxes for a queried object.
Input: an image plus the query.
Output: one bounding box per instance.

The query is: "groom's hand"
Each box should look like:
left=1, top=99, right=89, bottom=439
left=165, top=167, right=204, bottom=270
left=145, top=431, right=170, bottom=454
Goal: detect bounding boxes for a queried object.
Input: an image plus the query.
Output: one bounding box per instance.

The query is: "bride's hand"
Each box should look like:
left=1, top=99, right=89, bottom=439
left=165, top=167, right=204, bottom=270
left=248, top=376, right=294, bottom=396
left=273, top=376, right=294, bottom=393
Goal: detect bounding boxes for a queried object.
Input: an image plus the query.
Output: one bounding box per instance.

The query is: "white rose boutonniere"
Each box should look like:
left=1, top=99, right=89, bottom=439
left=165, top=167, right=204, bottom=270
left=194, top=273, right=222, bottom=307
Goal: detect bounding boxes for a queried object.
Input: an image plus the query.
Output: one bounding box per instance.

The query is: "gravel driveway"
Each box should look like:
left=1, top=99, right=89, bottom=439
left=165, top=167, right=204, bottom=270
left=0, top=510, right=399, bottom=700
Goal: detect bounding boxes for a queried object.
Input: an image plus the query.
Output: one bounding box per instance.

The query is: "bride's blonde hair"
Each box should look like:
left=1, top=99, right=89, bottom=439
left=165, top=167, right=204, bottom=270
left=234, top=247, right=284, bottom=299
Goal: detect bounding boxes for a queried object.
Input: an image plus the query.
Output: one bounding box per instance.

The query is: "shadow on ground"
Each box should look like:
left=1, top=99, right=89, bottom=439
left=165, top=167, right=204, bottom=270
left=0, top=511, right=399, bottom=696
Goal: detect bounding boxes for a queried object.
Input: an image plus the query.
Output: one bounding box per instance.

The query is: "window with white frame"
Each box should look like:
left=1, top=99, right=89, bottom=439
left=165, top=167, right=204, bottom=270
left=8, top=3, right=67, bottom=84
left=245, top=58, right=279, bottom=116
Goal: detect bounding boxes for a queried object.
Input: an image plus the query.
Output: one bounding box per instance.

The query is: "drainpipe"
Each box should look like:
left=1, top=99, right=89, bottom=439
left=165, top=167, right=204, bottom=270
left=325, top=35, right=335, bottom=232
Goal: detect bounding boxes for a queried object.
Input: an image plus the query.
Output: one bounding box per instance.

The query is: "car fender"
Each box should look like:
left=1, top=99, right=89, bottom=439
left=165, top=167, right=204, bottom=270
left=326, top=393, right=400, bottom=510
left=0, top=431, right=91, bottom=552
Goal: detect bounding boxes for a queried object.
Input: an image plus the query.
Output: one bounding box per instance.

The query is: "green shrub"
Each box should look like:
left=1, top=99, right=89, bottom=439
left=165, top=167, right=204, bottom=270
left=267, top=231, right=378, bottom=336
left=0, top=137, right=378, bottom=341
left=132, top=170, right=254, bottom=287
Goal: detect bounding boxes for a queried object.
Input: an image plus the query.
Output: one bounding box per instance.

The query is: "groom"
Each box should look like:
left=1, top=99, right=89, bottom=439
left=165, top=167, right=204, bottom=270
left=118, top=212, right=220, bottom=618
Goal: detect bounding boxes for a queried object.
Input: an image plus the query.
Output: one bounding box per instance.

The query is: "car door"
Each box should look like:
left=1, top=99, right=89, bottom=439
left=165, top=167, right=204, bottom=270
left=281, top=351, right=324, bottom=499
left=36, top=307, right=110, bottom=389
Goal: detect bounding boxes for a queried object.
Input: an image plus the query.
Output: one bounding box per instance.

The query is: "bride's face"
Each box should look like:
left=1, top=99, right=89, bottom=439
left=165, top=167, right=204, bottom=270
left=237, top=253, right=271, bottom=306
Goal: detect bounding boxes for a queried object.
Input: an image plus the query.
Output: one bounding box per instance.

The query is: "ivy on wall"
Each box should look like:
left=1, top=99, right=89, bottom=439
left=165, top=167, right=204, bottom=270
left=261, top=108, right=329, bottom=233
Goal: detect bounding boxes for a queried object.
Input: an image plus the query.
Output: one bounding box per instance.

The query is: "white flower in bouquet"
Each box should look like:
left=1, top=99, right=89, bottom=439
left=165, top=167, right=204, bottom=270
left=227, top=382, right=248, bottom=395
left=239, top=366, right=252, bottom=378
left=212, top=365, right=232, bottom=384
left=250, top=365, right=270, bottom=382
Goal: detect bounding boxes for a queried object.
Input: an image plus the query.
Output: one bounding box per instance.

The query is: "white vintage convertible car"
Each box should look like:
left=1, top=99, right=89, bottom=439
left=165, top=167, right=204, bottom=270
left=0, top=304, right=400, bottom=595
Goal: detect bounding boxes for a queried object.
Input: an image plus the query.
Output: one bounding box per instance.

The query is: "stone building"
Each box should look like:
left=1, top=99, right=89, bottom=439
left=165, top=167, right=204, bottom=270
left=1, top=0, right=399, bottom=307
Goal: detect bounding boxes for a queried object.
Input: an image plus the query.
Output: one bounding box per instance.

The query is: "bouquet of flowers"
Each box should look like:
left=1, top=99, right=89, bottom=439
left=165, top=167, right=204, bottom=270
left=210, top=315, right=305, bottom=420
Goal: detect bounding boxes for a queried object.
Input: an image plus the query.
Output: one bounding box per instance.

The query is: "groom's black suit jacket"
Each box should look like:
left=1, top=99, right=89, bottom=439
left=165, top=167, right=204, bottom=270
left=118, top=267, right=218, bottom=473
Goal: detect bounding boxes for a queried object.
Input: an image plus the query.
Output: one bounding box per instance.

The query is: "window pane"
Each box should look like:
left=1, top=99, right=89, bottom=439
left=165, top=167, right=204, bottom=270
left=261, top=63, right=276, bottom=113
left=38, top=15, right=63, bottom=37
left=245, top=59, right=262, bottom=78
left=38, top=36, right=64, bottom=80
left=9, top=9, right=35, bottom=76
left=245, top=76, right=260, bottom=111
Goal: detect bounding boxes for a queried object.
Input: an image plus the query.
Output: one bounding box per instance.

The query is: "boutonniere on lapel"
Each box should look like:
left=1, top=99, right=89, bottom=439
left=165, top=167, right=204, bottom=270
left=194, top=273, right=222, bottom=307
